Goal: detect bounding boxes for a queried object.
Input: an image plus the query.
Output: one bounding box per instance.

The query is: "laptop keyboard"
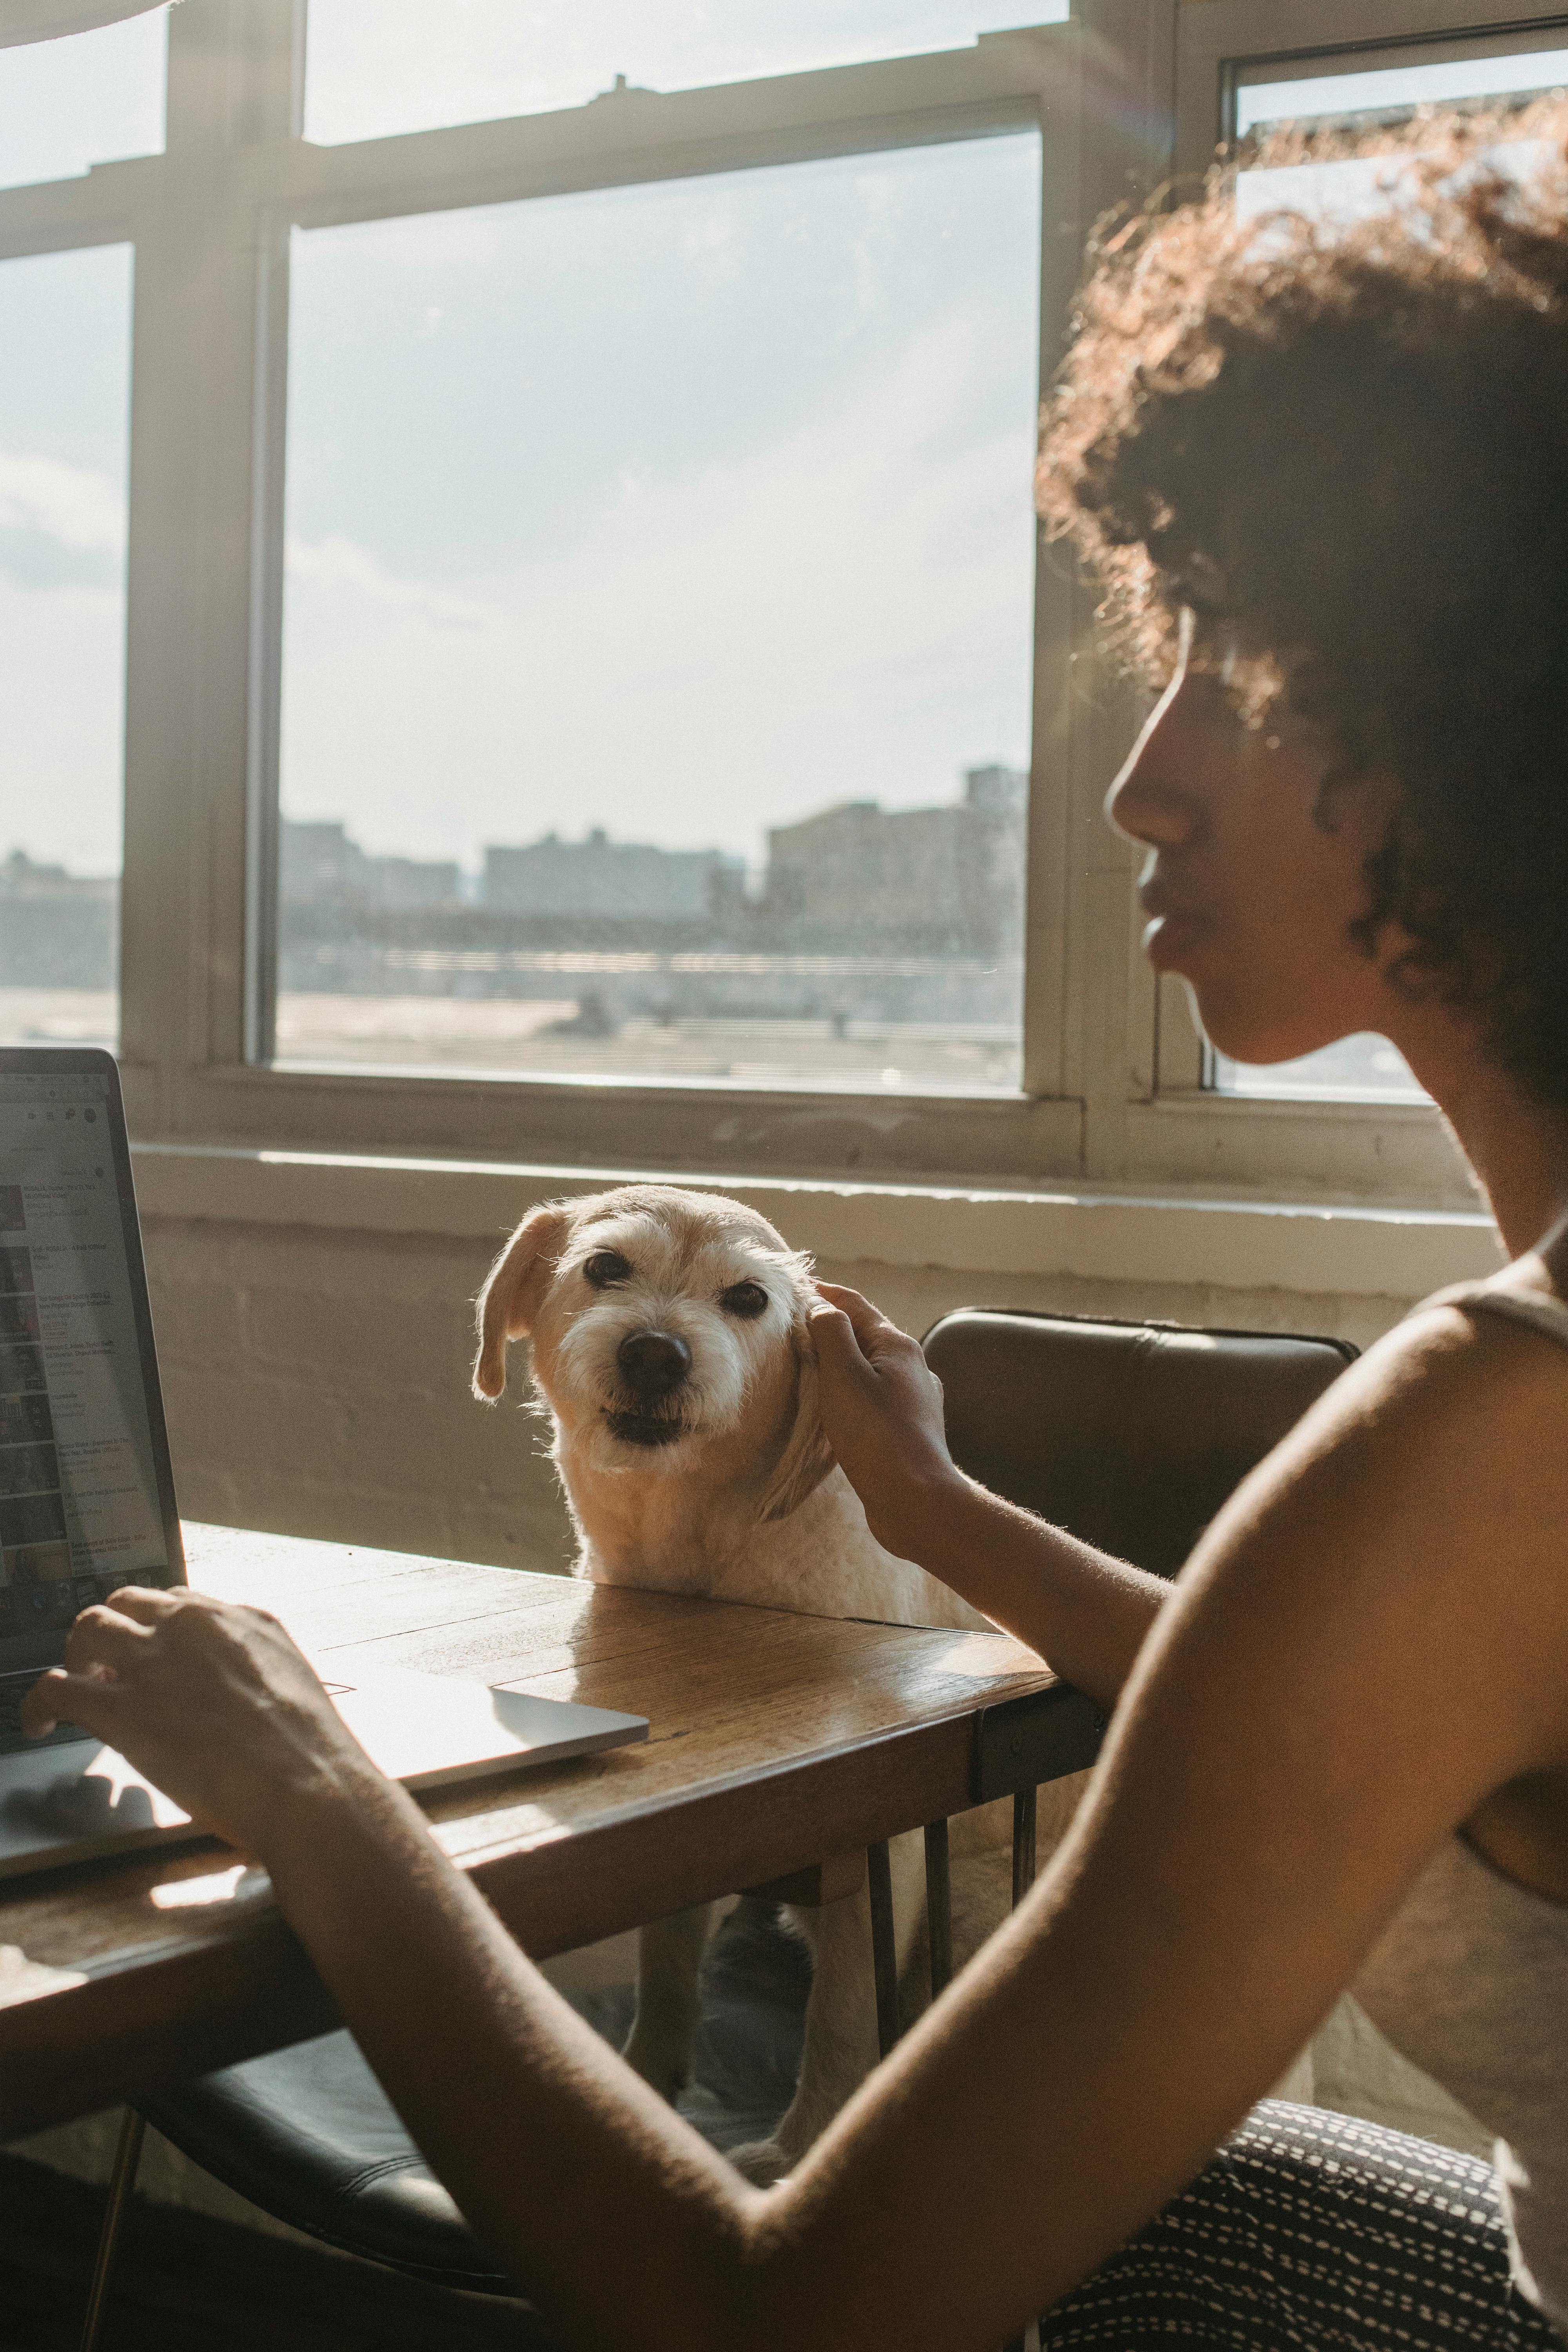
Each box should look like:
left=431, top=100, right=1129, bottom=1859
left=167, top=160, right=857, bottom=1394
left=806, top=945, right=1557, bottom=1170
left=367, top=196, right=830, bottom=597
left=0, top=1669, right=91, bottom=1755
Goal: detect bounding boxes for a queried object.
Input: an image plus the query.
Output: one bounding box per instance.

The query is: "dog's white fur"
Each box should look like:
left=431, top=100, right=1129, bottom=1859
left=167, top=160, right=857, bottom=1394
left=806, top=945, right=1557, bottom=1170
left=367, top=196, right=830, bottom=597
left=472, top=1183, right=1071, bottom=2181
left=474, top=1182, right=989, bottom=1630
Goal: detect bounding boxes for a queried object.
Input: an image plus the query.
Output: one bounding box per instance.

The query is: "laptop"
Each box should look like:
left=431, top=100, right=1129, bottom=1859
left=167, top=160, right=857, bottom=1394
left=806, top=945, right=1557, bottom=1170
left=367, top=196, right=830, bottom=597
left=0, top=1045, right=646, bottom=1882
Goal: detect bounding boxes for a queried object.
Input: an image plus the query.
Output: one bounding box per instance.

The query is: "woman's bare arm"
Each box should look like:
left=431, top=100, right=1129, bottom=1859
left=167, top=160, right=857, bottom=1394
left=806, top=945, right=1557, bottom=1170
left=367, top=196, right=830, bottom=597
left=23, top=1304, right=1568, bottom=2352
left=809, top=1283, right=1168, bottom=1707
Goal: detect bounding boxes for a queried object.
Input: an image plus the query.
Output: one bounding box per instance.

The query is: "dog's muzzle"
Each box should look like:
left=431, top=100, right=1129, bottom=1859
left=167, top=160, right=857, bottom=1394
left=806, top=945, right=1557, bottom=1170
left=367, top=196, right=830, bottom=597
left=605, top=1329, right=692, bottom=1447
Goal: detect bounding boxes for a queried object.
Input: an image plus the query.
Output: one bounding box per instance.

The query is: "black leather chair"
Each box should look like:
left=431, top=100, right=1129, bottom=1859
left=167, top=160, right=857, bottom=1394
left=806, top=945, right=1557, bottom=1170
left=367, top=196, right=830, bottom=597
left=923, top=1308, right=1356, bottom=1581
left=78, top=1309, right=1355, bottom=2351
left=79, top=1894, right=813, bottom=2348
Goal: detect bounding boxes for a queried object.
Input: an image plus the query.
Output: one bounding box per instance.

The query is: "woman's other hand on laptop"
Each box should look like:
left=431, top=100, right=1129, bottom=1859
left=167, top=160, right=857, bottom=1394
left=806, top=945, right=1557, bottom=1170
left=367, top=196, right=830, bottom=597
left=17, top=1590, right=388, bottom=1852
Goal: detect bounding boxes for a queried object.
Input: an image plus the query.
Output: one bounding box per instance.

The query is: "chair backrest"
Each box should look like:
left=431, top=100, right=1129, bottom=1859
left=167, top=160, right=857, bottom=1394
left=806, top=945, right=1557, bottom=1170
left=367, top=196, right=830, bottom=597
left=922, top=1309, right=1356, bottom=1581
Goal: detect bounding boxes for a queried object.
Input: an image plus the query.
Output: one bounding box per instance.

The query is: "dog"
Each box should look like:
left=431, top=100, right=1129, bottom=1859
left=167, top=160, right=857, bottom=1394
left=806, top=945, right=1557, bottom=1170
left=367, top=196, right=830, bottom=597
left=471, top=1182, right=1085, bottom=2182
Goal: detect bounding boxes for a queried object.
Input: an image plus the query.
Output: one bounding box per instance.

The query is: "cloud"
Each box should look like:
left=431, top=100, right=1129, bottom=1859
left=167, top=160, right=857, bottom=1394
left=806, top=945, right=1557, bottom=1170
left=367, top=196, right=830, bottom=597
left=0, top=571, right=125, bottom=871
left=284, top=532, right=497, bottom=630
left=0, top=452, right=125, bottom=551
left=278, top=302, right=1036, bottom=868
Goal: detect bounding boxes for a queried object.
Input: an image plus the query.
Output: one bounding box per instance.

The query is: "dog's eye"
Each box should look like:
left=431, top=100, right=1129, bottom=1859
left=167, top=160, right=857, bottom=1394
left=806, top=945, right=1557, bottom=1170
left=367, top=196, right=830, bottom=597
left=583, top=1250, right=632, bottom=1289
left=719, top=1280, right=769, bottom=1320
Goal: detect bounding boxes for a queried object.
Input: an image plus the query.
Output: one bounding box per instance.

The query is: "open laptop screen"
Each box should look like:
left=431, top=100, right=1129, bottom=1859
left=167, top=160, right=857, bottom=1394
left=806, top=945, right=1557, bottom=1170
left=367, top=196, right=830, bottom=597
left=0, top=1050, right=183, bottom=1673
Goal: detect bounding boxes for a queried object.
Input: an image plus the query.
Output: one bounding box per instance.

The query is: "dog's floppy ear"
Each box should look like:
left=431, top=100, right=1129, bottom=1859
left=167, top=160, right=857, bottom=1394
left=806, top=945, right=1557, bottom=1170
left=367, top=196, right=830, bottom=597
left=758, top=1332, right=835, bottom=1523
left=472, top=1205, right=571, bottom=1402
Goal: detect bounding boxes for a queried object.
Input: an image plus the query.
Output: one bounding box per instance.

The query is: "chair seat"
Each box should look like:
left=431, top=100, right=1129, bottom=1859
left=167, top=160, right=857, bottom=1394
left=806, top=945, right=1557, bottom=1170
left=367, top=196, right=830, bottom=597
left=141, top=2025, right=519, bottom=2296
left=138, top=1897, right=812, bottom=2306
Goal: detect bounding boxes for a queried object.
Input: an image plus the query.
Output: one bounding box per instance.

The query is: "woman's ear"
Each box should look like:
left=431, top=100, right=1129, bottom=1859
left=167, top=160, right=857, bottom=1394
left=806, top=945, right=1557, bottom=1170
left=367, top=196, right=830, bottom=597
left=758, top=1330, right=835, bottom=1523
left=472, top=1205, right=571, bottom=1401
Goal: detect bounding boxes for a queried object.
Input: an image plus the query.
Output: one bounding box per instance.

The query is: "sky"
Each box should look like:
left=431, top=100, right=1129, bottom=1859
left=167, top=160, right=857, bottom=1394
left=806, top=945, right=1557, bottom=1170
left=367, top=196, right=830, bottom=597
left=278, top=133, right=1044, bottom=868
left=1, top=8, right=1561, bottom=879
left=1237, top=46, right=1568, bottom=139
left=0, top=242, right=132, bottom=877
left=301, top=0, right=1068, bottom=145
left=0, top=4, right=1050, bottom=878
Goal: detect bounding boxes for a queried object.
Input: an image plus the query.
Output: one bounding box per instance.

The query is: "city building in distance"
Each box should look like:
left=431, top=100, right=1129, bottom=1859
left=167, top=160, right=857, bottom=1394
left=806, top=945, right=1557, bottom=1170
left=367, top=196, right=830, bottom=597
left=0, top=850, right=116, bottom=993
left=763, top=766, right=1024, bottom=952
left=272, top=769, right=1028, bottom=1032
left=4, top=767, right=1031, bottom=1046
left=281, top=821, right=461, bottom=913
left=481, top=830, right=745, bottom=922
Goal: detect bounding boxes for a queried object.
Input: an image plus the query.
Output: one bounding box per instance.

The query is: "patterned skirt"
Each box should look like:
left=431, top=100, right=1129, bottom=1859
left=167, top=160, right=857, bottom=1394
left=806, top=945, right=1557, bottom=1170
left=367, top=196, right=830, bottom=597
left=1041, top=2102, right=1564, bottom=2352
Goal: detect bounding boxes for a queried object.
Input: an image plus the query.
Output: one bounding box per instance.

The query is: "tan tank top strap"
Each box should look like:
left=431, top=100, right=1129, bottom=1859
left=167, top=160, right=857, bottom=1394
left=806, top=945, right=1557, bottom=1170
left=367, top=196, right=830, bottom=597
left=1417, top=1281, right=1568, bottom=1354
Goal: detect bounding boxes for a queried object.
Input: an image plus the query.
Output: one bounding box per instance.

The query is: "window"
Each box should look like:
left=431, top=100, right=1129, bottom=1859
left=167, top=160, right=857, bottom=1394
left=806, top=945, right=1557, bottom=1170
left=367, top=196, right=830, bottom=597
left=3, top=0, right=1553, bottom=1201
left=272, top=137, right=1040, bottom=1095
left=0, top=241, right=132, bottom=1054
left=225, top=2, right=1080, bottom=1175
left=1203, top=22, right=1568, bottom=1111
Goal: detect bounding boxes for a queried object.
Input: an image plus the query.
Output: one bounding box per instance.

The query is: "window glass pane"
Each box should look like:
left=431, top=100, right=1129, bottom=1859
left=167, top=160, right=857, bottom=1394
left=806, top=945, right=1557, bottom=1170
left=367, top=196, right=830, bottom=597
left=1213, top=1038, right=1426, bottom=1103
left=1238, top=47, right=1568, bottom=141
left=274, top=134, right=1039, bottom=1094
left=0, top=244, right=131, bottom=1054
left=1209, top=38, right=1551, bottom=1107
left=303, top=0, right=1066, bottom=147
left=0, top=9, right=166, bottom=192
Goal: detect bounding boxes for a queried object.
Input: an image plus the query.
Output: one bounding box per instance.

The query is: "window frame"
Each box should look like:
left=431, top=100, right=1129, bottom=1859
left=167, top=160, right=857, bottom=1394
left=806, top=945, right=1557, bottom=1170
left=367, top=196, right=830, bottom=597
left=233, top=18, right=1089, bottom=1181
left=0, top=0, right=1112, bottom=1183
left=1, top=0, right=1546, bottom=1205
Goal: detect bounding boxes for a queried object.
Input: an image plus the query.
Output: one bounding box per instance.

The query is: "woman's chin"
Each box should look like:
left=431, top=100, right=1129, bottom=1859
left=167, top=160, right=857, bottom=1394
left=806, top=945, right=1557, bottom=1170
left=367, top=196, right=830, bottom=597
left=1204, top=1018, right=1341, bottom=1066
left=1185, top=988, right=1332, bottom=1069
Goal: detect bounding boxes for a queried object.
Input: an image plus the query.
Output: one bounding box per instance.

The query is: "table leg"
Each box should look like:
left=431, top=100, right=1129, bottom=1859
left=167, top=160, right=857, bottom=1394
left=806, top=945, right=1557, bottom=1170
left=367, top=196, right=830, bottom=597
left=867, top=1839, right=900, bottom=2060
left=79, top=2106, right=145, bottom=2352
left=1012, top=1786, right=1037, bottom=1908
left=924, top=1819, right=953, bottom=1998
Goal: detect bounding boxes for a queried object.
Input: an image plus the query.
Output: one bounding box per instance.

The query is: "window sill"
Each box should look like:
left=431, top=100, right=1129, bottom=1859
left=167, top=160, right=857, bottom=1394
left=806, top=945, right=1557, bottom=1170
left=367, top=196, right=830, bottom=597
left=129, top=1142, right=1504, bottom=1301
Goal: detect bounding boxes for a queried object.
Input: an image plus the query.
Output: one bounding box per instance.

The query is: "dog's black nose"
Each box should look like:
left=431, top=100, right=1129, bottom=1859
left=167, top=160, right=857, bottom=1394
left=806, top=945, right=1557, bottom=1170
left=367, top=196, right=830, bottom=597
left=617, top=1330, right=692, bottom=1396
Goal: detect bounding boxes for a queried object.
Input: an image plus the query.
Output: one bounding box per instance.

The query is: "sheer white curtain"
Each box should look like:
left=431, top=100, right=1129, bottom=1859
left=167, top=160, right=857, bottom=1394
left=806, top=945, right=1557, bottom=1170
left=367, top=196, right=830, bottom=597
left=2, top=2, right=170, bottom=47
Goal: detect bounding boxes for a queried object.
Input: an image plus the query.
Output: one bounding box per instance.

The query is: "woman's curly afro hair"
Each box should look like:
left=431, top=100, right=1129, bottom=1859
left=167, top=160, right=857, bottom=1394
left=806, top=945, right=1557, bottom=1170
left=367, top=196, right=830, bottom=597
left=1038, top=102, right=1568, bottom=1107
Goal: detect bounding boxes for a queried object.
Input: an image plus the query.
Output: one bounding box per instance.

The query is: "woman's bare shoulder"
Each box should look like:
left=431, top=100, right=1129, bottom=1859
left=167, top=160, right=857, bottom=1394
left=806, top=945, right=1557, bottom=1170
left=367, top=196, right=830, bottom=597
left=1281, top=1271, right=1568, bottom=1476
left=1171, top=1286, right=1568, bottom=1763
left=1080, top=1279, right=1568, bottom=1878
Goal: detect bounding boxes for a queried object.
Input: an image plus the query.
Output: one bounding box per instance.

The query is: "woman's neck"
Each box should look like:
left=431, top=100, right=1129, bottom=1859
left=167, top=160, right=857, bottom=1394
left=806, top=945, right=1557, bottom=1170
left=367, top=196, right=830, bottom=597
left=1400, top=1024, right=1568, bottom=1259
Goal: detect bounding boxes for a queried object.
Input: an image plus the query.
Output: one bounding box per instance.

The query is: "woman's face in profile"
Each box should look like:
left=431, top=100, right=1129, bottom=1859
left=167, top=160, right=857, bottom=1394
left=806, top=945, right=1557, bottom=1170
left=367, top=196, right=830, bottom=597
left=1105, top=617, right=1405, bottom=1069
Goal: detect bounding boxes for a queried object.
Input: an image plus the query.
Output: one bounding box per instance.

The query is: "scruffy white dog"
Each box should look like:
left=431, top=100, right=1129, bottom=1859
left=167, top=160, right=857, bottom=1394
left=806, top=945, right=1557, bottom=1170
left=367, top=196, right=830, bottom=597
left=471, top=1182, right=1051, bottom=2182
left=471, top=1184, right=1459, bottom=2169
left=473, top=1182, right=988, bottom=1627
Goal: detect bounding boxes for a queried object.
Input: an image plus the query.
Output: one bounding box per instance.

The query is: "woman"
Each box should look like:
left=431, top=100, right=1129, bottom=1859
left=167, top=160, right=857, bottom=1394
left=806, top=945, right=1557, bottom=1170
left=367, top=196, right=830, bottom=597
left=25, top=109, right=1568, bottom=2350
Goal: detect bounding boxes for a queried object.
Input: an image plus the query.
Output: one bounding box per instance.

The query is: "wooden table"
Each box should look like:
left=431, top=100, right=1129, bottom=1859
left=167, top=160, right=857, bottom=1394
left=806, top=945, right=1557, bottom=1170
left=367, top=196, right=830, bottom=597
left=0, top=1524, right=1101, bottom=2141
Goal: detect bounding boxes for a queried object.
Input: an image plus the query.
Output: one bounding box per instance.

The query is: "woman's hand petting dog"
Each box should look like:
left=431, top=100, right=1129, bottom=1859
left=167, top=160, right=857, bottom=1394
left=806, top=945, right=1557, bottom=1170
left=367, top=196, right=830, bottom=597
left=808, top=1283, right=964, bottom=1562
left=18, top=1588, right=383, bottom=1855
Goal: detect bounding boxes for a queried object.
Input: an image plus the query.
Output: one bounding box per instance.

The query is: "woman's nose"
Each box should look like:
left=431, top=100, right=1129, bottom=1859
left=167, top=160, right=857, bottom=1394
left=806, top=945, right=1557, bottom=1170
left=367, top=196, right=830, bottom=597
left=1105, top=674, right=1200, bottom=850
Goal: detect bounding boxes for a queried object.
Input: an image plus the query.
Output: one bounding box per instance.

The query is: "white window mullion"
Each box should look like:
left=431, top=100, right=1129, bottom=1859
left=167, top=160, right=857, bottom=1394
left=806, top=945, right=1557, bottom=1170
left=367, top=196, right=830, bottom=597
left=116, top=0, right=301, bottom=1132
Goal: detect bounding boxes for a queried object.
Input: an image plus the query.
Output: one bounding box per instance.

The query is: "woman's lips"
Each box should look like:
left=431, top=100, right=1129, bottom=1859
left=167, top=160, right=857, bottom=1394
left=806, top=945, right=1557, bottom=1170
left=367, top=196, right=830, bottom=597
left=1141, top=907, right=1209, bottom=971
